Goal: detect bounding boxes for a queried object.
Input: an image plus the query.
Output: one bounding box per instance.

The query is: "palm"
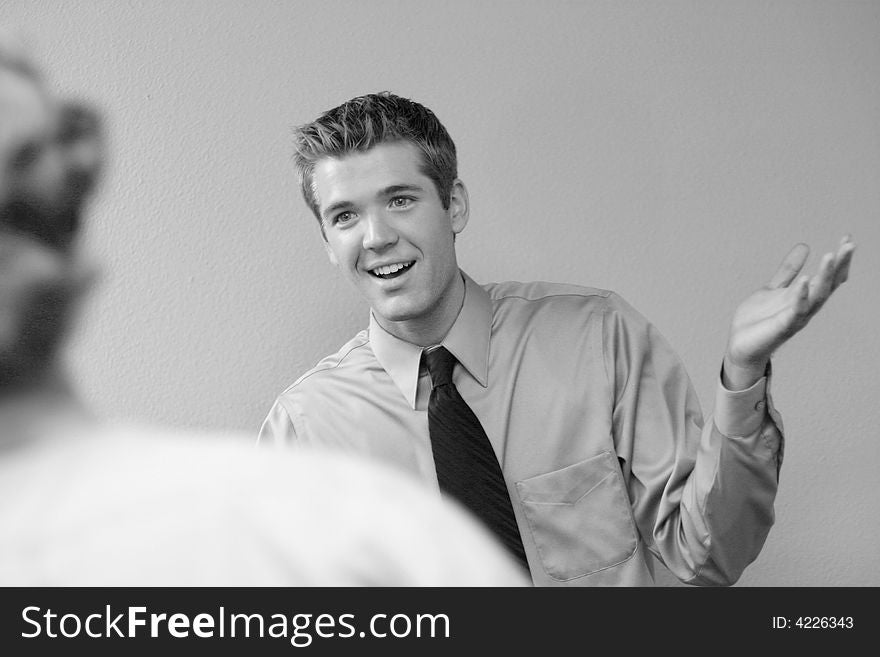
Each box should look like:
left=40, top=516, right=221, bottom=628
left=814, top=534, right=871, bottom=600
left=726, top=236, right=855, bottom=370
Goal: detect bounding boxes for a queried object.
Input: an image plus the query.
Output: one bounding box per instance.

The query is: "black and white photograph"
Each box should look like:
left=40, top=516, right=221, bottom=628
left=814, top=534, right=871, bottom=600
left=1, top=0, right=876, bottom=649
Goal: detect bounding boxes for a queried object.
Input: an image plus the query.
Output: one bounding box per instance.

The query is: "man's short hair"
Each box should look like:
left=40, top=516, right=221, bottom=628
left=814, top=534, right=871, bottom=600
left=292, top=92, right=458, bottom=230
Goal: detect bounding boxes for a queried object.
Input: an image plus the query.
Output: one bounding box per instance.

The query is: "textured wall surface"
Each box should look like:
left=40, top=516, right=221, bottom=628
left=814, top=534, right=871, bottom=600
left=3, top=0, right=878, bottom=586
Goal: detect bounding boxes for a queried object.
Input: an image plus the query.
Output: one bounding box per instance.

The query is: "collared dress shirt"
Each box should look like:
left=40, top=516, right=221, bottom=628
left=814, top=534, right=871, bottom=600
left=260, top=272, right=784, bottom=586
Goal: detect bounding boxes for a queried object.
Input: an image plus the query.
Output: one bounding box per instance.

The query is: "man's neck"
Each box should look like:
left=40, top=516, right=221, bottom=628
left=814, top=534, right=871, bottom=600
left=374, top=272, right=466, bottom=347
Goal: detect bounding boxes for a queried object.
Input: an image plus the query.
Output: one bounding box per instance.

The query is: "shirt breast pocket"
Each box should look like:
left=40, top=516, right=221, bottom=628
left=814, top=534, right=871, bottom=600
left=515, top=450, right=638, bottom=581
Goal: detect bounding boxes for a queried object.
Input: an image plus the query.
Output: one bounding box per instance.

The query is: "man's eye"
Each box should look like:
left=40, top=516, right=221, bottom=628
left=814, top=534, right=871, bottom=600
left=333, top=211, right=354, bottom=225
left=390, top=197, right=412, bottom=209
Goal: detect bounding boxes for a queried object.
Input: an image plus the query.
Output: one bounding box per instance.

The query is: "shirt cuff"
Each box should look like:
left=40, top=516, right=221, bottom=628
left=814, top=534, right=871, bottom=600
left=713, top=364, right=769, bottom=438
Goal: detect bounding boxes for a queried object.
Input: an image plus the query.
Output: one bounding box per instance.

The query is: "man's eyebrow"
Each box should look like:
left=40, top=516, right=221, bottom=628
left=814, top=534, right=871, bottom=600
left=321, top=199, right=353, bottom=220
left=321, top=184, right=426, bottom=219
left=380, top=184, right=425, bottom=197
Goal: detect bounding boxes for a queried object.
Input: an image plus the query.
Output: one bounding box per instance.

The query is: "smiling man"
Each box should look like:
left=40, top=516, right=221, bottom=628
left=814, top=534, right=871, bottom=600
left=259, top=91, right=855, bottom=587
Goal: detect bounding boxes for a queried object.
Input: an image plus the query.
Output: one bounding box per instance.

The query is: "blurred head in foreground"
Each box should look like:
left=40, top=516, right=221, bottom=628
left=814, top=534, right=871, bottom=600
left=0, top=29, right=100, bottom=396
left=0, top=31, right=102, bottom=252
left=0, top=30, right=529, bottom=587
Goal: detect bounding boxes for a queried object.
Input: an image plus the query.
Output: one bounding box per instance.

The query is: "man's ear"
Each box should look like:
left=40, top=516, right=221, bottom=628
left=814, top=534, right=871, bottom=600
left=449, top=179, right=469, bottom=235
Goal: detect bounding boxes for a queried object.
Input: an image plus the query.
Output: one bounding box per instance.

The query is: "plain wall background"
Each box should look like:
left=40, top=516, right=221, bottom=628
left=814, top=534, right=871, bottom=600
left=3, top=0, right=877, bottom=586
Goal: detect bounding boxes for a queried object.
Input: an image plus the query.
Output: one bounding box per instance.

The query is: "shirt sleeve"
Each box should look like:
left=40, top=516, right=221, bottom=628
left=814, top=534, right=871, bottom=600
left=603, top=293, right=783, bottom=585
left=257, top=398, right=300, bottom=447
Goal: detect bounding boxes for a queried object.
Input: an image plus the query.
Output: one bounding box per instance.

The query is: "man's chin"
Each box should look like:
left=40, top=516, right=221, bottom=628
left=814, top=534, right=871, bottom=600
left=369, top=298, right=428, bottom=326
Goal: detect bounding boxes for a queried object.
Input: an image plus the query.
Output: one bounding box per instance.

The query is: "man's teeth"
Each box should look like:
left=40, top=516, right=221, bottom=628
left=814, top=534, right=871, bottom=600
left=371, top=262, right=414, bottom=277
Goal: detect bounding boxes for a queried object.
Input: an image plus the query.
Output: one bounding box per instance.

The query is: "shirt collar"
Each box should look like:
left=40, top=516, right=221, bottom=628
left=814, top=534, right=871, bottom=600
left=369, top=271, right=491, bottom=409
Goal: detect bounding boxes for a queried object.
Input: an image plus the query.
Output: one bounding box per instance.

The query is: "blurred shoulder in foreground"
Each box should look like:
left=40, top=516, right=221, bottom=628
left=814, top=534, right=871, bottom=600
left=0, top=402, right=528, bottom=586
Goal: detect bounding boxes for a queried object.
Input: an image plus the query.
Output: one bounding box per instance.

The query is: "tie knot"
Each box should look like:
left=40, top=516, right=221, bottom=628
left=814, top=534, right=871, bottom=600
left=424, top=346, right=456, bottom=389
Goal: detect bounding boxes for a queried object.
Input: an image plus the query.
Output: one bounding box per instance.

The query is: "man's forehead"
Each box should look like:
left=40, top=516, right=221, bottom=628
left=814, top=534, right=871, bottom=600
left=312, top=142, right=429, bottom=206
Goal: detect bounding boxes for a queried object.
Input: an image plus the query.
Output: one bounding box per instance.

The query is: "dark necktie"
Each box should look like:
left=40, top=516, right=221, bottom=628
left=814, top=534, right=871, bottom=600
left=424, top=346, right=529, bottom=570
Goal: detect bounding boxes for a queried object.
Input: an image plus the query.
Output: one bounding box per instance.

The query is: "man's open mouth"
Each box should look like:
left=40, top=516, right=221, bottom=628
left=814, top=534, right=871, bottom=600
left=369, top=261, right=415, bottom=279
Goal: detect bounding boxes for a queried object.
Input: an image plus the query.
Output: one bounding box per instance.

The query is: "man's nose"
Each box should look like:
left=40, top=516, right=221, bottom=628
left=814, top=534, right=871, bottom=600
left=362, top=212, right=398, bottom=250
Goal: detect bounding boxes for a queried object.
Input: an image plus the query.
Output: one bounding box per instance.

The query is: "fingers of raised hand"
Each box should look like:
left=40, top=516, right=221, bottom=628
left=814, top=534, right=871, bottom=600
left=768, top=242, right=810, bottom=289
left=791, top=275, right=811, bottom=320
left=803, top=235, right=856, bottom=317
left=831, top=235, right=856, bottom=290
left=807, top=251, right=836, bottom=310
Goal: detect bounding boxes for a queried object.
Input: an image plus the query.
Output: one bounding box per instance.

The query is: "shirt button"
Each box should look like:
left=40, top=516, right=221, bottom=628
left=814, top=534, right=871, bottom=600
left=754, top=400, right=766, bottom=411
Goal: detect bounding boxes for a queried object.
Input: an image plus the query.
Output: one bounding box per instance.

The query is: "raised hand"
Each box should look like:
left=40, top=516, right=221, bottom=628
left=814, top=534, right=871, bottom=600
left=722, top=235, right=855, bottom=390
